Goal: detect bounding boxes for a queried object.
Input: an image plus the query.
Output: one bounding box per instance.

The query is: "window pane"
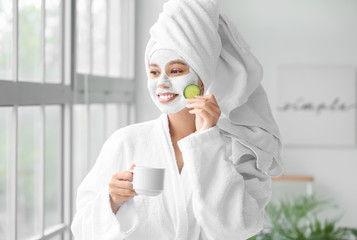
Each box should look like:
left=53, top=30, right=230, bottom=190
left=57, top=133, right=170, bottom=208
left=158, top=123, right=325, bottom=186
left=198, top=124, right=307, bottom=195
left=89, top=104, right=105, bottom=167
left=46, top=0, right=61, bottom=83
left=105, top=104, right=119, bottom=138
left=92, top=0, right=106, bottom=75
left=45, top=105, right=62, bottom=228
left=108, top=0, right=135, bottom=78
left=18, top=106, right=42, bottom=239
left=18, top=0, right=41, bottom=82
left=48, top=233, right=62, bottom=240
left=0, top=0, right=12, bottom=80
left=76, top=0, right=90, bottom=74
left=0, top=107, right=12, bottom=239
left=73, top=104, right=88, bottom=213
left=73, top=104, right=105, bottom=212
left=118, top=0, right=135, bottom=79
left=118, top=103, right=130, bottom=128
left=108, top=0, right=120, bottom=78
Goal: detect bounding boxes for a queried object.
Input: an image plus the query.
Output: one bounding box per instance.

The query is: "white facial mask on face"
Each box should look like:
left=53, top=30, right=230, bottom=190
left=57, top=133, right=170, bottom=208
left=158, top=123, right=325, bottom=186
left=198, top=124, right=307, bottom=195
left=147, top=49, right=200, bottom=114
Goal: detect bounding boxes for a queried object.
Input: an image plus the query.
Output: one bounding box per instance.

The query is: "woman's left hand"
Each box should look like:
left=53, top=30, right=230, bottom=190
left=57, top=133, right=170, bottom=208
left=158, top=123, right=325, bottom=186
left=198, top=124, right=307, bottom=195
left=186, top=94, right=221, bottom=132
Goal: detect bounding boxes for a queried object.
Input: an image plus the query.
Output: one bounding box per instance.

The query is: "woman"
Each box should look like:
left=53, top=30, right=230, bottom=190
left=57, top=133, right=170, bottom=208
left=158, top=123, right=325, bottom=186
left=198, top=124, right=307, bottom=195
left=71, top=0, right=283, bottom=239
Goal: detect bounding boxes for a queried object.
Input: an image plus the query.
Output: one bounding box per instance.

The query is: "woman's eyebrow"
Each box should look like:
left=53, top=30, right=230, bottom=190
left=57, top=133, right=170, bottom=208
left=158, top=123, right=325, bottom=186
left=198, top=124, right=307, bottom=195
left=150, top=63, right=159, bottom=67
left=167, top=60, right=186, bottom=66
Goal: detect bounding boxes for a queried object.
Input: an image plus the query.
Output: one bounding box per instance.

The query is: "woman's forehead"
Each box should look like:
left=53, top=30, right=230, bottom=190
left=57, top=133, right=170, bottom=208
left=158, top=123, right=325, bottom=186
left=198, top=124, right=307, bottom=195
left=150, top=49, right=188, bottom=67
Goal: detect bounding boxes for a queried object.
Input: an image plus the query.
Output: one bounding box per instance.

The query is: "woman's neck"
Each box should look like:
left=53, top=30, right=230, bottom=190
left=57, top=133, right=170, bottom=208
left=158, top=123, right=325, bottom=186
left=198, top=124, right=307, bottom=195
left=168, top=108, right=196, bottom=140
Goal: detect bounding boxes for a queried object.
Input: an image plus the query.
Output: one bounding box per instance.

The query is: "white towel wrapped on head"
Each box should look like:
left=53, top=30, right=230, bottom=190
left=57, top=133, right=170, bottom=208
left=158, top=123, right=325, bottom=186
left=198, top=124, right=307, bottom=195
left=145, top=0, right=283, bottom=177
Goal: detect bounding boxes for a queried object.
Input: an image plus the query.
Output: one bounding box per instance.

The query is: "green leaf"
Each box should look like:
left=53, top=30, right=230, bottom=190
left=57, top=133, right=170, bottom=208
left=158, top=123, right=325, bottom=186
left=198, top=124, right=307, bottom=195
left=263, top=194, right=355, bottom=240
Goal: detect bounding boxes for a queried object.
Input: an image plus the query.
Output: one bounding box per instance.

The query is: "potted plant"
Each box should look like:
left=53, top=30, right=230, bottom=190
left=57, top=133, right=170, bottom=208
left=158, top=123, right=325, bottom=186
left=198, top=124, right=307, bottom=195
left=249, top=195, right=357, bottom=240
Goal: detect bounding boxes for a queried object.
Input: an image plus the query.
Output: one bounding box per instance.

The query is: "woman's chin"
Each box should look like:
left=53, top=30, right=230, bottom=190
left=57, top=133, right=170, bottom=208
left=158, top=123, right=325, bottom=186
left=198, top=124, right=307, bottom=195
left=157, top=104, right=187, bottom=115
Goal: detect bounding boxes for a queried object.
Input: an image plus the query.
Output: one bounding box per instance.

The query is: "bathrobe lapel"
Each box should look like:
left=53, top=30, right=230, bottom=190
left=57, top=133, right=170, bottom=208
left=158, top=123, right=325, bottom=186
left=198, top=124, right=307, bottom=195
left=157, top=113, right=188, bottom=240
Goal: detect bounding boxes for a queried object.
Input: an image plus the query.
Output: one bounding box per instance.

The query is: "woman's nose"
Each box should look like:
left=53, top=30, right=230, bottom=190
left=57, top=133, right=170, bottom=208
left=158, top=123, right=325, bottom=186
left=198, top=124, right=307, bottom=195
left=157, top=74, right=171, bottom=88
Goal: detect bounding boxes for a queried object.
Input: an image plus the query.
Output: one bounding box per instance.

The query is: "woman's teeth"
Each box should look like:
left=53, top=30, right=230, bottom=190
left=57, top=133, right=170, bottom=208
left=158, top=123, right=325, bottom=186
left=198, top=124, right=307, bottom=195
left=159, top=94, right=176, bottom=99
left=158, top=94, right=178, bottom=103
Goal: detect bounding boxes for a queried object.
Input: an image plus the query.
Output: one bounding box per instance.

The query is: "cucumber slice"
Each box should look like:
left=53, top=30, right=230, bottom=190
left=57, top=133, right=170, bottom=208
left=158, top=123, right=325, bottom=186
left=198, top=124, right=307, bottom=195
left=183, top=84, right=201, bottom=99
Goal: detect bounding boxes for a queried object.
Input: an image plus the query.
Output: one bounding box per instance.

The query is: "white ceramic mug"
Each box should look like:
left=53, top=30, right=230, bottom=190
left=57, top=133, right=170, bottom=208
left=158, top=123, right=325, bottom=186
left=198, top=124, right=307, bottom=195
left=130, top=166, right=165, bottom=196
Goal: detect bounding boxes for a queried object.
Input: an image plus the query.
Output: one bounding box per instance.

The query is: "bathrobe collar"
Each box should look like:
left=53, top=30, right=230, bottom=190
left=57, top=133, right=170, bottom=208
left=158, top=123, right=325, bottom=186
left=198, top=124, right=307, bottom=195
left=157, top=112, right=189, bottom=240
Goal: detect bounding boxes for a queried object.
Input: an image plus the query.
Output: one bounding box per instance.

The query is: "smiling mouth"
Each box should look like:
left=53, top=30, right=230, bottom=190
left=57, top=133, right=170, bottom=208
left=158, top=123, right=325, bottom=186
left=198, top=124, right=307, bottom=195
left=157, top=93, right=179, bottom=103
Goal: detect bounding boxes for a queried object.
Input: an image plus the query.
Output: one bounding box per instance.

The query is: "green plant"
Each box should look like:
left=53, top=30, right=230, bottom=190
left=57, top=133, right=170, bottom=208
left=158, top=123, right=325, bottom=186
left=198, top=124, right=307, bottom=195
left=248, top=195, right=357, bottom=240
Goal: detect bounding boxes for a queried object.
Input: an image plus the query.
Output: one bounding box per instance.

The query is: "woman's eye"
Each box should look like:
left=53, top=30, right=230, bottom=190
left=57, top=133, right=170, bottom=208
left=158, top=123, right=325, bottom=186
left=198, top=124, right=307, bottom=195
left=171, top=69, right=182, bottom=74
left=150, top=71, right=160, bottom=75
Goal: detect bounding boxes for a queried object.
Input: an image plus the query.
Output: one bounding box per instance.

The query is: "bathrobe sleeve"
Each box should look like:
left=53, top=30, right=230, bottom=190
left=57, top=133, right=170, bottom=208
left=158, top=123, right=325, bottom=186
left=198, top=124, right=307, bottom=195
left=71, top=133, right=139, bottom=240
left=177, top=125, right=272, bottom=240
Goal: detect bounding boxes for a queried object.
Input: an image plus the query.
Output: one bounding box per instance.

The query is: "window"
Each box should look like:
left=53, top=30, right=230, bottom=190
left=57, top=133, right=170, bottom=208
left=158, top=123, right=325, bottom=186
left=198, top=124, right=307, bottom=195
left=0, top=0, right=135, bottom=239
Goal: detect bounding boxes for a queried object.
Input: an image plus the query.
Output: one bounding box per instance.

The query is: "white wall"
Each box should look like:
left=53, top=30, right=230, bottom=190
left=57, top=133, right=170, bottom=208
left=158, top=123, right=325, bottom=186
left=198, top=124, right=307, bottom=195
left=134, top=0, right=357, bottom=227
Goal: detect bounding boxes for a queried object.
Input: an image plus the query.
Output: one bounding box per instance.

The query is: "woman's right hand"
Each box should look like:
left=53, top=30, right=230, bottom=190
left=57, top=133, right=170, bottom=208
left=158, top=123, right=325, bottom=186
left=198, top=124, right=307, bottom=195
left=109, top=164, right=137, bottom=213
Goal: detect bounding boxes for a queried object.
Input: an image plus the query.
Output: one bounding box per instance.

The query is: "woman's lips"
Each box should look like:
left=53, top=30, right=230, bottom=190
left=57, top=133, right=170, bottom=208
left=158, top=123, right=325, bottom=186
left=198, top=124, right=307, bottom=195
left=157, top=93, right=179, bottom=103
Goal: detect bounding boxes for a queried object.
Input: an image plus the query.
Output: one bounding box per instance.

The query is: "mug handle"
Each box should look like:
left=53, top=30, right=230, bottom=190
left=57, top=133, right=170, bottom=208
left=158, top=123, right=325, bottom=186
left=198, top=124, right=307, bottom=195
left=128, top=165, right=137, bottom=195
left=128, top=164, right=136, bottom=181
left=128, top=164, right=136, bottom=175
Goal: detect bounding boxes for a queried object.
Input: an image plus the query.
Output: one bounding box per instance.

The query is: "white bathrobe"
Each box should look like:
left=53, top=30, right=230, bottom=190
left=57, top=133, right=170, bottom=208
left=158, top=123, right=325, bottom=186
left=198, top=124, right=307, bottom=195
left=71, top=113, right=274, bottom=240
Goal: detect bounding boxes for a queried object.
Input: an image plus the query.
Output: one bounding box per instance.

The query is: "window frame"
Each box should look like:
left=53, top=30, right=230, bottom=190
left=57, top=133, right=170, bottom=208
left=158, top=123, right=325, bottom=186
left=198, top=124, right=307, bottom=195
left=0, top=0, right=136, bottom=239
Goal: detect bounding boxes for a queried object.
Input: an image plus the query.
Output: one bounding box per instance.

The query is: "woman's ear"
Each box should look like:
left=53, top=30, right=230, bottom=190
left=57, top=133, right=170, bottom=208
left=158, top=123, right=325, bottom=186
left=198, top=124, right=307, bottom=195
left=198, top=78, right=204, bottom=95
